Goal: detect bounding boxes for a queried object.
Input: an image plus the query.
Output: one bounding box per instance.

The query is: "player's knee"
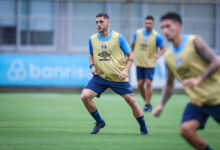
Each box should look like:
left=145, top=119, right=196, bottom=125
left=146, top=80, right=152, bottom=88
left=138, top=81, right=144, bottom=89
left=180, top=124, right=192, bottom=138
left=126, top=96, right=137, bottom=106
left=81, top=92, right=90, bottom=102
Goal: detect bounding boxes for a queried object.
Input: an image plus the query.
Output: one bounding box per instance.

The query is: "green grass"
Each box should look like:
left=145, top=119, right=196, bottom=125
left=0, top=92, right=219, bottom=150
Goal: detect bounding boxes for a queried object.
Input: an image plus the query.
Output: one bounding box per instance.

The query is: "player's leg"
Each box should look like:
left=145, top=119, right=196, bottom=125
left=138, top=79, right=147, bottom=101
left=136, top=67, right=147, bottom=102
left=145, top=78, right=153, bottom=105
left=109, top=81, right=148, bottom=135
left=180, top=120, right=209, bottom=150
left=180, top=103, right=212, bottom=150
left=81, top=89, right=98, bottom=113
left=123, top=93, right=143, bottom=118
left=143, top=68, right=155, bottom=112
left=123, top=93, right=148, bottom=135
left=81, top=75, right=107, bottom=134
left=204, top=104, right=220, bottom=124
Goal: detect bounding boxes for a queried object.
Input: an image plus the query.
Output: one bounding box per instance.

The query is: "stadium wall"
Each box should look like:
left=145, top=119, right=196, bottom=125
left=0, top=0, right=219, bottom=91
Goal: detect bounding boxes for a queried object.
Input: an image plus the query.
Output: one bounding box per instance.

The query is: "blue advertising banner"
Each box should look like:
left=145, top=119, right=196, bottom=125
left=0, top=54, right=92, bottom=87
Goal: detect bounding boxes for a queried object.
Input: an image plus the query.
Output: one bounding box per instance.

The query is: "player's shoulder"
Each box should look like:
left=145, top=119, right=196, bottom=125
left=153, top=30, right=161, bottom=37
left=164, top=47, right=172, bottom=59
left=90, top=33, right=98, bottom=40
left=112, top=31, right=120, bottom=36
left=184, top=34, right=200, bottom=41
left=186, top=34, right=200, bottom=45
left=153, top=29, right=158, bottom=34
left=136, top=28, right=143, bottom=34
left=188, top=34, right=197, bottom=40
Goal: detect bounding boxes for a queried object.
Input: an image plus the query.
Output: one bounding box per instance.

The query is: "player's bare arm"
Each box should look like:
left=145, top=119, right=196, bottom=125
left=131, top=42, right=135, bottom=52
left=155, top=45, right=165, bottom=59
left=152, top=66, right=175, bottom=117
left=89, top=54, right=99, bottom=75
left=119, top=51, right=134, bottom=81
left=183, top=37, right=220, bottom=87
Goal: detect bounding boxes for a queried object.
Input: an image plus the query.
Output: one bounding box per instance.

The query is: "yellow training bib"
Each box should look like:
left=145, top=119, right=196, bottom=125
left=91, top=32, right=128, bottom=82
left=134, top=29, right=158, bottom=68
left=165, top=35, right=220, bottom=106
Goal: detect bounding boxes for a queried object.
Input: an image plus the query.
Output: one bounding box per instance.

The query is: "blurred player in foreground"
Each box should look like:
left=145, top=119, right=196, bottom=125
left=152, top=12, right=220, bottom=150
left=131, top=16, right=165, bottom=112
left=81, top=13, right=148, bottom=135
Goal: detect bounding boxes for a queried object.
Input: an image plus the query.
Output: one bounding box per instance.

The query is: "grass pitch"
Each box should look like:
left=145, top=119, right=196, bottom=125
left=0, top=92, right=219, bottom=150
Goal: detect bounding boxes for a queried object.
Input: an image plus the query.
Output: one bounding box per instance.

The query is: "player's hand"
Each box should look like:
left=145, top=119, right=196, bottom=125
left=119, top=69, right=128, bottom=81
left=182, top=76, right=202, bottom=88
left=152, top=104, right=163, bottom=117
left=91, top=66, right=99, bottom=75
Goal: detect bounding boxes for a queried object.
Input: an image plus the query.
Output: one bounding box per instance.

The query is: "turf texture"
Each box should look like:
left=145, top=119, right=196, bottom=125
left=0, top=92, right=219, bottom=150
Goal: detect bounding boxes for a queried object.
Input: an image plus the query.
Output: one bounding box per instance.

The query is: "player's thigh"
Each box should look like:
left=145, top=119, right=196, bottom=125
left=123, top=93, right=136, bottom=104
left=203, top=104, right=220, bottom=124
left=83, top=75, right=108, bottom=98
left=136, top=67, right=145, bottom=80
left=144, top=68, right=155, bottom=81
left=110, top=81, right=133, bottom=97
left=123, top=93, right=135, bottom=100
left=81, top=88, right=97, bottom=100
left=181, top=103, right=208, bottom=129
left=180, top=120, right=200, bottom=134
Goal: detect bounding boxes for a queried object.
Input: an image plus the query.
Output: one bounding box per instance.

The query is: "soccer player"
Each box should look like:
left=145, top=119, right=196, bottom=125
left=152, top=12, right=220, bottom=150
left=131, top=16, right=165, bottom=112
left=81, top=13, right=148, bottom=135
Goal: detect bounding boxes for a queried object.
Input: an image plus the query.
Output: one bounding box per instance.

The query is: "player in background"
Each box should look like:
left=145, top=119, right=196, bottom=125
left=81, top=13, right=148, bottom=135
left=131, top=16, right=165, bottom=112
left=152, top=12, right=220, bottom=150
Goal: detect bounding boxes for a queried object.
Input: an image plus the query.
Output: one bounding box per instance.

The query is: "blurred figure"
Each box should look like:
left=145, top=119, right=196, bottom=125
left=153, top=12, right=220, bottom=150
left=81, top=13, right=148, bottom=135
left=131, top=16, right=165, bottom=112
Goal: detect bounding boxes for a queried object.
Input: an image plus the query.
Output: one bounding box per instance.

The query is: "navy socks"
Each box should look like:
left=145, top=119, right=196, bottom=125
left=204, top=145, right=212, bottom=150
left=90, top=110, right=104, bottom=123
left=136, top=116, right=148, bottom=131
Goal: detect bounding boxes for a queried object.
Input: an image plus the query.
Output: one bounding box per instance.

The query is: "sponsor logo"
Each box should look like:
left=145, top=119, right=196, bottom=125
left=6, top=60, right=91, bottom=81
left=7, top=59, right=27, bottom=81
left=177, top=66, right=190, bottom=79
left=98, top=51, right=111, bottom=61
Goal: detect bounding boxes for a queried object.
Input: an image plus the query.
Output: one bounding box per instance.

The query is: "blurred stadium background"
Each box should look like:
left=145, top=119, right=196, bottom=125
left=0, top=0, right=220, bottom=91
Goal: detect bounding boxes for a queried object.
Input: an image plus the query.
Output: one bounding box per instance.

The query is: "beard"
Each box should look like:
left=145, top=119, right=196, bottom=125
left=98, top=29, right=105, bottom=33
left=97, top=26, right=108, bottom=33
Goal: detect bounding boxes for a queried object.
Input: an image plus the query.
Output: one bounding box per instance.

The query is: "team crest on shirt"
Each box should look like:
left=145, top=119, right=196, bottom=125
left=176, top=57, right=182, bottom=66
left=140, top=37, right=148, bottom=50
left=142, top=37, right=147, bottom=43
left=101, top=44, right=107, bottom=50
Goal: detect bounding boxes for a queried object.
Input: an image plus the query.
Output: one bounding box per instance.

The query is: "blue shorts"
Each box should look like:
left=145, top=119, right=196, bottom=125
left=181, top=103, right=220, bottom=129
left=136, top=67, right=155, bottom=80
left=84, top=75, right=133, bottom=98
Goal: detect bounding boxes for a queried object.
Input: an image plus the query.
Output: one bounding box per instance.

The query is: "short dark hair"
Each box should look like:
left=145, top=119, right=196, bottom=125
left=96, top=13, right=110, bottom=19
left=145, top=15, right=154, bottom=21
left=160, top=12, right=182, bottom=24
